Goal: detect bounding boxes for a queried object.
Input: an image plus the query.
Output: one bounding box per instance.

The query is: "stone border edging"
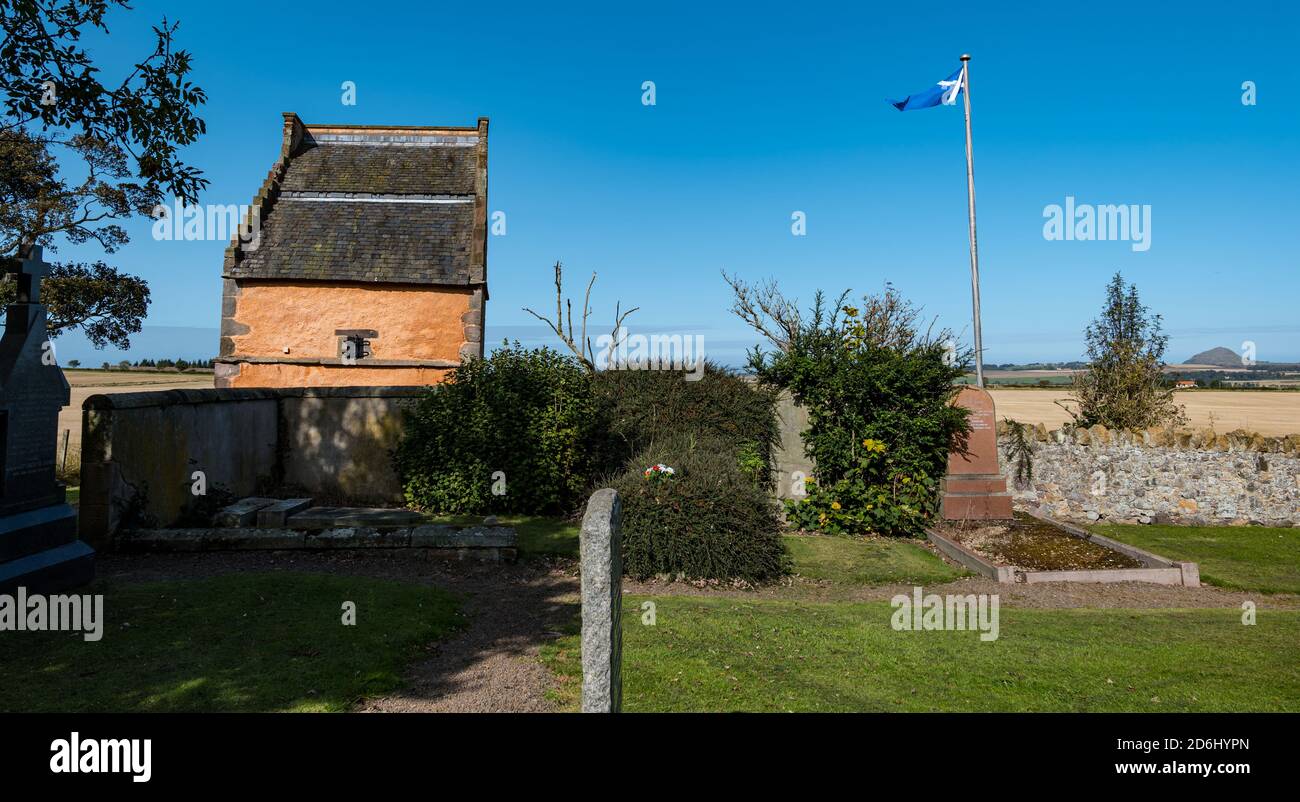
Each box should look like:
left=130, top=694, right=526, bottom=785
left=925, top=514, right=1199, bottom=586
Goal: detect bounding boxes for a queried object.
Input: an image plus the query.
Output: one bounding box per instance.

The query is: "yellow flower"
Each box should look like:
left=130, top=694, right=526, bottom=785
left=831, top=501, right=842, bottom=510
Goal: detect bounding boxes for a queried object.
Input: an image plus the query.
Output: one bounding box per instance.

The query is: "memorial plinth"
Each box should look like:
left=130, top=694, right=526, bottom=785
left=941, top=385, right=1013, bottom=520
left=0, top=246, right=94, bottom=593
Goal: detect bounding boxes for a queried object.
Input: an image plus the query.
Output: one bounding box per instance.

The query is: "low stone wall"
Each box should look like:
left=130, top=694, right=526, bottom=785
left=79, top=386, right=427, bottom=548
left=998, top=421, right=1300, bottom=527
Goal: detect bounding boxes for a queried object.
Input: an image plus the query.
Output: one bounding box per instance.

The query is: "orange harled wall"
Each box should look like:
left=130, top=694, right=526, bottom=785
left=217, top=281, right=471, bottom=388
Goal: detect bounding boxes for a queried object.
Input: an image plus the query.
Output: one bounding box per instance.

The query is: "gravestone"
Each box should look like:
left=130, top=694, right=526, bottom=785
left=580, top=488, right=622, bottom=713
left=941, top=385, right=1013, bottom=520
left=0, top=246, right=94, bottom=593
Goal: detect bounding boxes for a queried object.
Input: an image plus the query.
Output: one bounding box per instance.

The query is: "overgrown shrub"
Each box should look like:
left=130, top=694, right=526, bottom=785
left=591, top=364, right=779, bottom=478
left=608, top=433, right=788, bottom=583
left=394, top=342, right=604, bottom=514
left=736, top=283, right=970, bottom=536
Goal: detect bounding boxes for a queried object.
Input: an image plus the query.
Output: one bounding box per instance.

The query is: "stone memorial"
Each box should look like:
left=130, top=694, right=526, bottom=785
left=580, top=488, right=622, bottom=713
left=0, top=246, right=94, bottom=593
left=941, top=385, right=1013, bottom=520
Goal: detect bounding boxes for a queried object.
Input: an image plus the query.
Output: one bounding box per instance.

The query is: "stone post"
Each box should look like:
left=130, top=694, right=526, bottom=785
left=580, top=488, right=622, bottom=713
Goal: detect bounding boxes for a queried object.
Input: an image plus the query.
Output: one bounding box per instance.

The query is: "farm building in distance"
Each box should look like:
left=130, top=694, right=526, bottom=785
left=215, top=113, right=488, bottom=388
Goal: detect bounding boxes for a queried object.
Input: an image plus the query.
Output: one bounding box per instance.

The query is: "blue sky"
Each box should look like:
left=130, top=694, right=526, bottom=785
left=46, top=0, right=1300, bottom=367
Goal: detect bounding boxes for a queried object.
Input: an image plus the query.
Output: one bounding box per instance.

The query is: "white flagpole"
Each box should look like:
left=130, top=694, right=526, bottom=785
left=959, top=53, right=985, bottom=388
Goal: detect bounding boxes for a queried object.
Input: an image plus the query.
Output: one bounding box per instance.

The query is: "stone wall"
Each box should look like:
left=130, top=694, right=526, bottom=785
left=79, top=386, right=427, bottom=548
left=998, top=421, right=1300, bottom=527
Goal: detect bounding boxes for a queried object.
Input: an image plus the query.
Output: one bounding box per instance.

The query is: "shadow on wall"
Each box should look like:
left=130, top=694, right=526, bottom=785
left=281, top=393, right=413, bottom=505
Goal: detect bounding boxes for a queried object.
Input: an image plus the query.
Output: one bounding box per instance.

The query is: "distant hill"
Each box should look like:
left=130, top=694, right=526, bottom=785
left=1185, top=347, right=1245, bottom=367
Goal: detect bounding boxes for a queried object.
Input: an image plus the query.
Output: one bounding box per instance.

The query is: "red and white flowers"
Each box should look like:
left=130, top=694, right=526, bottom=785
left=643, top=463, right=676, bottom=480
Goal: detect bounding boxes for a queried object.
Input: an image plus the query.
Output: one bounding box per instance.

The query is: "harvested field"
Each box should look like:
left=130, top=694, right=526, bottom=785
left=58, top=370, right=213, bottom=449
left=988, top=387, right=1300, bottom=436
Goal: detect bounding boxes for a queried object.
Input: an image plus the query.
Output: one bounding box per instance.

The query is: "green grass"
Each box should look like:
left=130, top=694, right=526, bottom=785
left=542, top=596, right=1300, bottom=712
left=1090, top=524, right=1300, bottom=594
left=0, top=573, right=461, bottom=712
left=783, top=533, right=967, bottom=585
left=65, top=486, right=80, bottom=505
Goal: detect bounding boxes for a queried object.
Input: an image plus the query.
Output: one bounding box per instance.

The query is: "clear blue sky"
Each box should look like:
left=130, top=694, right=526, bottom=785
left=49, top=0, right=1300, bottom=367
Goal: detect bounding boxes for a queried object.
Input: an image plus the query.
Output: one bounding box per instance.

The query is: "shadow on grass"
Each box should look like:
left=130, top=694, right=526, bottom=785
left=0, top=572, right=461, bottom=713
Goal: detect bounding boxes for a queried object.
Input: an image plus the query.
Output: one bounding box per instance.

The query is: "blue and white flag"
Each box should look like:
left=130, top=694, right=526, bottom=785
left=891, top=66, right=965, bottom=111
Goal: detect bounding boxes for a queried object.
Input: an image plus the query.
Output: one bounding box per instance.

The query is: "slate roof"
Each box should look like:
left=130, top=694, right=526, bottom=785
left=226, top=121, right=484, bottom=286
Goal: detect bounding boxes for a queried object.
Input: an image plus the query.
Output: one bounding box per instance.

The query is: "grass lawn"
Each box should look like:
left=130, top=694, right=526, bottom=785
left=1090, top=524, right=1300, bottom=594
left=542, top=596, right=1300, bottom=712
left=784, top=533, right=967, bottom=585
left=65, top=486, right=80, bottom=505
left=0, top=573, right=461, bottom=713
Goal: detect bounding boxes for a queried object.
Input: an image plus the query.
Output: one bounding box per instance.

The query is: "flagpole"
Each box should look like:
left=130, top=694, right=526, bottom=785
left=959, top=53, right=985, bottom=388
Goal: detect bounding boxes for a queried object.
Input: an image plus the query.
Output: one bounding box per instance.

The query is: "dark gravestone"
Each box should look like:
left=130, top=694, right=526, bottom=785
left=0, top=246, right=94, bottom=593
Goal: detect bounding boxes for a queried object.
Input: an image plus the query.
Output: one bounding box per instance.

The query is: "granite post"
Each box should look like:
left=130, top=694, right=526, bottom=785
left=0, top=246, right=94, bottom=592
left=580, top=488, right=622, bottom=713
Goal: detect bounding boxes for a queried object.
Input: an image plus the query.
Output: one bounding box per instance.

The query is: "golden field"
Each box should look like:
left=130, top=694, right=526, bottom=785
left=58, top=370, right=213, bottom=449
left=988, top=387, right=1300, bottom=436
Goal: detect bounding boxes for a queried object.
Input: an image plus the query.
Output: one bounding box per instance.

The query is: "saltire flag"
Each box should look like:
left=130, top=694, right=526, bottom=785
left=890, top=66, right=965, bottom=111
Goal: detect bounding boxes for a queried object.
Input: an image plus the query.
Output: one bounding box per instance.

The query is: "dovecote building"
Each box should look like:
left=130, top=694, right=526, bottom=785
left=216, top=113, right=488, bottom=388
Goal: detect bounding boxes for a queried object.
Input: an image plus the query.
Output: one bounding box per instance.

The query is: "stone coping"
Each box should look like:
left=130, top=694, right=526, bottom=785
left=925, top=514, right=1200, bottom=587
left=115, top=524, right=517, bottom=560
left=84, top=385, right=433, bottom=410
left=998, top=419, right=1300, bottom=454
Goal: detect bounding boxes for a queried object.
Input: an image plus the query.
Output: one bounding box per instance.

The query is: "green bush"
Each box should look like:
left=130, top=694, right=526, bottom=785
left=394, top=343, right=604, bottom=514
left=783, top=437, right=936, bottom=536
left=592, top=364, right=779, bottom=478
left=749, top=286, right=969, bottom=536
left=608, top=433, right=788, bottom=582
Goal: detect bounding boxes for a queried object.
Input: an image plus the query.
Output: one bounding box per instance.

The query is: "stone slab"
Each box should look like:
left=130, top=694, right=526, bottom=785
left=0, top=503, right=77, bottom=563
left=940, top=492, right=1014, bottom=520
left=0, top=540, right=95, bottom=595
left=304, top=527, right=411, bottom=548
left=410, top=524, right=516, bottom=548
left=256, top=498, right=312, bottom=528
left=944, top=475, right=1010, bottom=494
left=117, top=528, right=307, bottom=552
left=285, top=506, right=424, bottom=531
left=215, top=497, right=279, bottom=527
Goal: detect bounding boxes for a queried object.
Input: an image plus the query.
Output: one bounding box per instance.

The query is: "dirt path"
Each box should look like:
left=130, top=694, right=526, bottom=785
left=359, top=562, right=579, bottom=713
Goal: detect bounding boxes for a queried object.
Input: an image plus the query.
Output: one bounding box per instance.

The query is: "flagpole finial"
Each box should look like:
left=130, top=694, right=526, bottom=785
left=960, top=54, right=971, bottom=61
